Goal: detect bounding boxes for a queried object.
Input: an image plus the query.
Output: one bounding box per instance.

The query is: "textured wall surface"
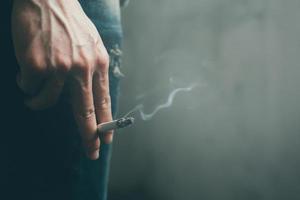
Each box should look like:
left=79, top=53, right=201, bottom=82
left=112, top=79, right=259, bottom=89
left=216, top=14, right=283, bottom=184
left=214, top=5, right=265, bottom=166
left=108, top=1, right=300, bottom=199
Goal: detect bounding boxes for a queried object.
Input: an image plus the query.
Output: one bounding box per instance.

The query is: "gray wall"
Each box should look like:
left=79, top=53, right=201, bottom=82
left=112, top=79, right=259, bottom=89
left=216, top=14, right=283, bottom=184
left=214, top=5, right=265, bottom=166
left=109, top=0, right=300, bottom=199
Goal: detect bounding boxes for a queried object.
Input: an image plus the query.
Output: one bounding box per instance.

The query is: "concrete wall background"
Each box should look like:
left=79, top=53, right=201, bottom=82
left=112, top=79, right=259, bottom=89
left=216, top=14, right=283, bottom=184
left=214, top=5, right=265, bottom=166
left=108, top=1, right=300, bottom=199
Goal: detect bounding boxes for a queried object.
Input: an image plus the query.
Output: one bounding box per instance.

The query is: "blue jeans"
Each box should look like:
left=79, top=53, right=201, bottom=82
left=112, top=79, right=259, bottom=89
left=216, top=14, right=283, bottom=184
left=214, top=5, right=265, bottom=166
left=2, top=1, right=123, bottom=200
left=75, top=1, right=123, bottom=200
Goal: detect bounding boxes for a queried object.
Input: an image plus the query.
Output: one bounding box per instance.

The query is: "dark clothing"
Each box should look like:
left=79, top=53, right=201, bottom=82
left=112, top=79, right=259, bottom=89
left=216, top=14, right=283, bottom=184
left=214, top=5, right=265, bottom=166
left=1, top=1, right=123, bottom=200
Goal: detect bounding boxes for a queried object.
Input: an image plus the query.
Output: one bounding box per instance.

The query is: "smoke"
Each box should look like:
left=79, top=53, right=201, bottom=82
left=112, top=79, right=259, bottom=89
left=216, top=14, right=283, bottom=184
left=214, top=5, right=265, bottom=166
left=124, top=83, right=199, bottom=121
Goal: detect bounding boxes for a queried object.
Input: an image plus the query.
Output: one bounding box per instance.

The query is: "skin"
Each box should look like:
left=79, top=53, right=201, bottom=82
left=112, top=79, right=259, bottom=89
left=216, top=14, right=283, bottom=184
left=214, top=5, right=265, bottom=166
left=11, top=0, right=113, bottom=160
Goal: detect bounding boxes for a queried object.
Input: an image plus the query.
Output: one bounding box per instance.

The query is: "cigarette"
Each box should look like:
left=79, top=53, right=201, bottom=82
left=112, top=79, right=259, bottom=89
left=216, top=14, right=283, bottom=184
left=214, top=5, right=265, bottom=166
left=97, top=117, right=135, bottom=133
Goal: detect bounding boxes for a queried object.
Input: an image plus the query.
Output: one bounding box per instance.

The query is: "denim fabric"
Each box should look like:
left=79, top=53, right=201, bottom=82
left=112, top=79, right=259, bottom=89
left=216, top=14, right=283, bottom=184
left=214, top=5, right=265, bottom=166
left=80, top=0, right=123, bottom=48
left=75, top=1, right=123, bottom=200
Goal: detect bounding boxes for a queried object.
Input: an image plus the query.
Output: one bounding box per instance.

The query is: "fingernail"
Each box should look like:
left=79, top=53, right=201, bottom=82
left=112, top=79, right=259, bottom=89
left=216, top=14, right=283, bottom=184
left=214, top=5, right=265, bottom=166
left=104, top=133, right=113, bottom=144
left=88, top=150, right=99, bottom=160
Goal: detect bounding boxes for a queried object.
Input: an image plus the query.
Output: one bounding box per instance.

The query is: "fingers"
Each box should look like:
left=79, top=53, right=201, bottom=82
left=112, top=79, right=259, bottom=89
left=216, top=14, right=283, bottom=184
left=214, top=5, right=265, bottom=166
left=93, top=60, right=113, bottom=144
left=16, top=36, right=48, bottom=95
left=70, top=69, right=99, bottom=160
left=16, top=68, right=46, bottom=96
left=25, top=72, right=65, bottom=110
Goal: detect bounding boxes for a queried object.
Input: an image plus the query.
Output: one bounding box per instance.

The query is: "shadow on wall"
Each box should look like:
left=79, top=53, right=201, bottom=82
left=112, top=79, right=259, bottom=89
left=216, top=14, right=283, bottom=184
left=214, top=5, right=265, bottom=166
left=109, top=0, right=300, bottom=200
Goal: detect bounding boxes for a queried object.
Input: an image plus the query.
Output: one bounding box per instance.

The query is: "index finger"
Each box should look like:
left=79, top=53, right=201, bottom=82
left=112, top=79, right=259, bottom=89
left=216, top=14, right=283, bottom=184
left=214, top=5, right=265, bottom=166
left=69, top=71, right=100, bottom=160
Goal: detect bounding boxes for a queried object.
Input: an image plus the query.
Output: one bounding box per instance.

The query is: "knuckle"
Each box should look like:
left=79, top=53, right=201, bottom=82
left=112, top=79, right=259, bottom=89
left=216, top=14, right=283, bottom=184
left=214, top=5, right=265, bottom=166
left=72, top=63, right=89, bottom=75
left=98, top=95, right=111, bottom=110
left=96, top=51, right=109, bottom=71
left=58, top=64, right=71, bottom=74
left=55, top=55, right=72, bottom=73
left=75, top=107, right=96, bottom=120
left=72, top=58, right=93, bottom=74
left=23, top=54, right=47, bottom=74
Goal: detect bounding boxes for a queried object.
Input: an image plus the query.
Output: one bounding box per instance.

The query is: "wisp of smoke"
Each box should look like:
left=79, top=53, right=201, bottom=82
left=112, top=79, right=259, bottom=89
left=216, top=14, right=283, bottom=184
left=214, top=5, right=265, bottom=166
left=124, top=83, right=199, bottom=121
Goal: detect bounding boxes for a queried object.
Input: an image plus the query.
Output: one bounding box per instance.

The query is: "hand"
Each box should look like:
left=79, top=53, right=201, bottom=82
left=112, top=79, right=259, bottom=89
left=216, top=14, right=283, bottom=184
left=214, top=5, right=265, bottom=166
left=12, top=0, right=113, bottom=160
